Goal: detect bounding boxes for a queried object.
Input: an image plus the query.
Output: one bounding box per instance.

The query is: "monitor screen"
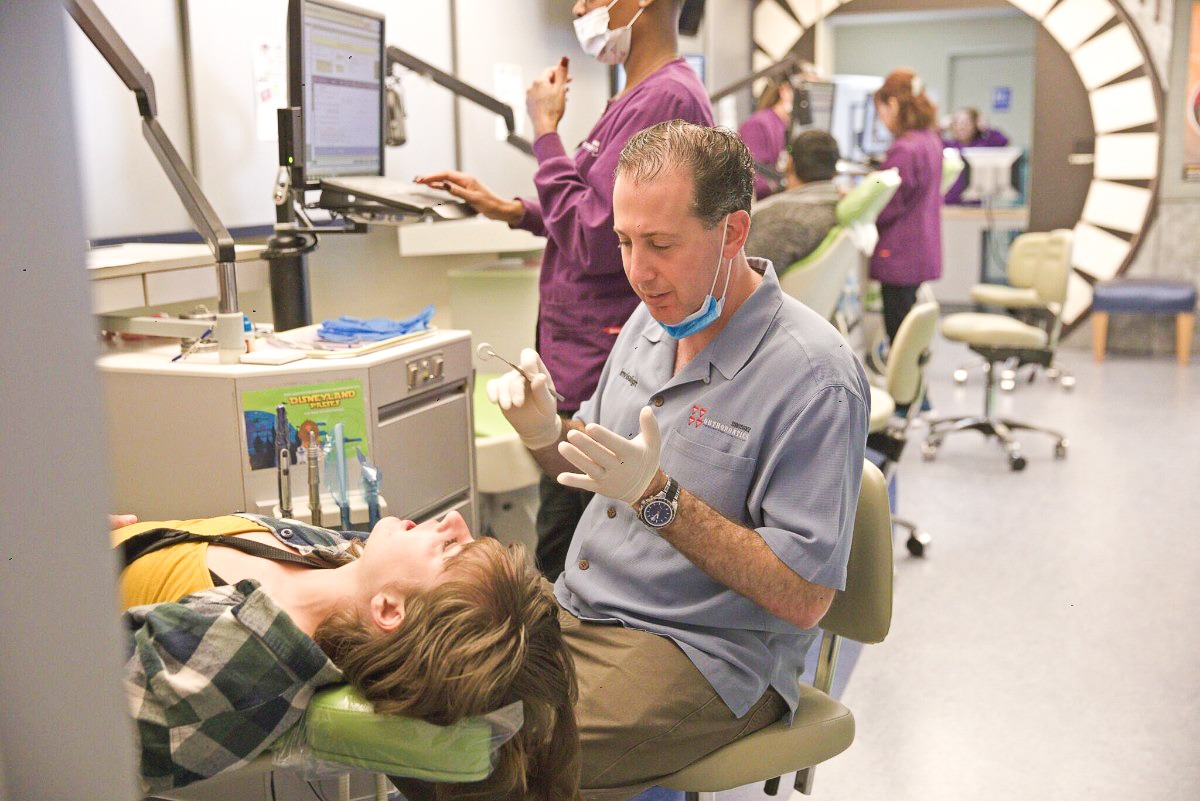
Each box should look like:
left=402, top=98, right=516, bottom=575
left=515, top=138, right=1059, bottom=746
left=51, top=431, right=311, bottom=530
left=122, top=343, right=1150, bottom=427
left=288, top=0, right=385, bottom=186
left=679, top=0, right=705, bottom=36
left=792, top=80, right=835, bottom=132
left=828, top=74, right=885, bottom=161
left=961, top=146, right=1023, bottom=204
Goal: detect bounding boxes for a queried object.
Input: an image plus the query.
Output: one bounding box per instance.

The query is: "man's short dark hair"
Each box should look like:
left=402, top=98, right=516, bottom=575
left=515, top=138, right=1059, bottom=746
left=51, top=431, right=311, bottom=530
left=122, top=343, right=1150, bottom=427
left=617, top=120, right=754, bottom=229
left=788, top=129, right=840, bottom=183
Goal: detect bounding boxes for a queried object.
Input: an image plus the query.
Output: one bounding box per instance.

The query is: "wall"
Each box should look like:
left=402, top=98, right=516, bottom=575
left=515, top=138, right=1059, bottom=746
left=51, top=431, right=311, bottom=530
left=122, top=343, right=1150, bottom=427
left=69, top=0, right=612, bottom=237
left=1027, top=24, right=1092, bottom=232
left=1106, top=0, right=1200, bottom=354
left=66, top=0, right=194, bottom=239
left=828, top=9, right=1037, bottom=147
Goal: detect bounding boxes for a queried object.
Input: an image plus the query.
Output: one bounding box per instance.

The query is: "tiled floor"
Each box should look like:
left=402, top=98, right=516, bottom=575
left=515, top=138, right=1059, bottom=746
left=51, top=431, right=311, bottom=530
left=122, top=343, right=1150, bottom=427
left=642, top=336, right=1200, bottom=801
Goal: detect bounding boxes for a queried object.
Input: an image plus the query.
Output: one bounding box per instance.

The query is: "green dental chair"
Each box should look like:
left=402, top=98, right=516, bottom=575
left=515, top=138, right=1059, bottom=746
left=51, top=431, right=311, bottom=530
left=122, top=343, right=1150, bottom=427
left=777, top=169, right=901, bottom=324
left=154, top=686, right=510, bottom=801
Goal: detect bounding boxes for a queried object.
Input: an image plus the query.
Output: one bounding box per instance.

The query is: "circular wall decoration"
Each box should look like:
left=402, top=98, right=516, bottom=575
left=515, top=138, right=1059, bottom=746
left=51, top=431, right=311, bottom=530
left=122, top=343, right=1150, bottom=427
left=751, top=0, right=1165, bottom=327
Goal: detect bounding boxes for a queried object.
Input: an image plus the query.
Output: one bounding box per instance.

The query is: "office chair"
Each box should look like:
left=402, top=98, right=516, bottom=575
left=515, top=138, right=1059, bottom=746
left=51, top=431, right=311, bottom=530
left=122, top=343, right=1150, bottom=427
left=952, top=229, right=1076, bottom=392
left=922, top=242, right=1071, bottom=470
left=657, top=460, right=893, bottom=800
left=779, top=169, right=901, bottom=323
left=866, top=301, right=940, bottom=556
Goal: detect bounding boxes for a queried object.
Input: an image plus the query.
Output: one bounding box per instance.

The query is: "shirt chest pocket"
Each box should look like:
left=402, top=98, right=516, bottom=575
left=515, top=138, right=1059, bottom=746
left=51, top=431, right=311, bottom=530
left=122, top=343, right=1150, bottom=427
left=662, top=432, right=757, bottom=523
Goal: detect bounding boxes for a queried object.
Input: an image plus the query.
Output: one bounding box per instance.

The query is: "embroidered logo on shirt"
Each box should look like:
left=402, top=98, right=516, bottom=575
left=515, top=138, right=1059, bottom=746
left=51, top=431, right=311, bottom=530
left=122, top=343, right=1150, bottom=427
left=688, top=405, right=748, bottom=441
left=580, top=139, right=601, bottom=155
left=619, top=370, right=638, bottom=387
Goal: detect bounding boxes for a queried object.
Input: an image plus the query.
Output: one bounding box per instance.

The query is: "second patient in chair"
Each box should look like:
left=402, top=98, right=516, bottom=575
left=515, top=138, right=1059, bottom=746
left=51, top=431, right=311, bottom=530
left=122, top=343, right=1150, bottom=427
left=744, top=129, right=842, bottom=272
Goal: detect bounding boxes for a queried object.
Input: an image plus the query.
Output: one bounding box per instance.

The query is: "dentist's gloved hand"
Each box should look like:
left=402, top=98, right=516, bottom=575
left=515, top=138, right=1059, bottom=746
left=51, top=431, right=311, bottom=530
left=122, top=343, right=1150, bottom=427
left=557, top=406, right=661, bottom=506
left=486, top=348, right=562, bottom=450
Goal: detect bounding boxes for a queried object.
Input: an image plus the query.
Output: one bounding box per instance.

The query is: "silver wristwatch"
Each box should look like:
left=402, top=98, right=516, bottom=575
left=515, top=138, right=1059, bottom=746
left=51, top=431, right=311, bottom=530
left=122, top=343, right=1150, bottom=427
left=637, top=475, right=680, bottom=529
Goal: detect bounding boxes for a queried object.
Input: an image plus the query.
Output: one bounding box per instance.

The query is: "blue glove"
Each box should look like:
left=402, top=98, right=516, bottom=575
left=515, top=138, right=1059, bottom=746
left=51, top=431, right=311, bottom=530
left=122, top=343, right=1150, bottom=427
left=318, top=305, right=434, bottom=343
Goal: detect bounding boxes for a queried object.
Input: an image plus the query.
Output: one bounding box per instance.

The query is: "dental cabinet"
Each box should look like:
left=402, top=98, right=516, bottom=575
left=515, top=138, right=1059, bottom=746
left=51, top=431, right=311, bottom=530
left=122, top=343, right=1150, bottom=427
left=97, top=330, right=477, bottom=530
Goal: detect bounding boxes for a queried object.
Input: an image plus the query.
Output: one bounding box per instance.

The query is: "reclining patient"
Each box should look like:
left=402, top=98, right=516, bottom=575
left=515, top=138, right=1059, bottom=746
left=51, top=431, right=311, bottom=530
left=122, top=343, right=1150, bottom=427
left=112, top=511, right=580, bottom=801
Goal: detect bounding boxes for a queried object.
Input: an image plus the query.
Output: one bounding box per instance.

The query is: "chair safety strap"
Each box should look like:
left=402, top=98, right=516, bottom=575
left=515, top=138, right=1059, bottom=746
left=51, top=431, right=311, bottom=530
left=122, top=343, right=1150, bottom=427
left=119, top=527, right=333, bottom=570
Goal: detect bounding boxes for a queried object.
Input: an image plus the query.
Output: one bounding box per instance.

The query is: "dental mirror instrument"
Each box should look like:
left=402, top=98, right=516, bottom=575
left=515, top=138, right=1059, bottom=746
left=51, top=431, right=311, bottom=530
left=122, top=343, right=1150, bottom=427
left=476, top=342, right=566, bottom=401
left=357, top=448, right=381, bottom=529
left=308, top=430, right=321, bottom=527
left=332, top=423, right=351, bottom=530
left=275, top=405, right=292, bottom=518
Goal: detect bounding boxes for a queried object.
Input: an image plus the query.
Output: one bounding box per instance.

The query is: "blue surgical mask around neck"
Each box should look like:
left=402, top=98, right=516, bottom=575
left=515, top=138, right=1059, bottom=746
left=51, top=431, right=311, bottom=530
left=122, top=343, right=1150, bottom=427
left=659, top=217, right=733, bottom=340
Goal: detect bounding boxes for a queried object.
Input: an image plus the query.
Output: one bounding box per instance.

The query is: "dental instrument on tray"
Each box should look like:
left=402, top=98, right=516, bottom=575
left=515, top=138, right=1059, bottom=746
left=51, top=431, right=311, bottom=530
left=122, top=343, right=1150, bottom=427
left=357, top=448, right=381, bottom=529
left=308, top=430, right=322, bottom=527
left=275, top=405, right=292, bottom=519
left=331, top=423, right=351, bottom=530
left=476, top=342, right=566, bottom=401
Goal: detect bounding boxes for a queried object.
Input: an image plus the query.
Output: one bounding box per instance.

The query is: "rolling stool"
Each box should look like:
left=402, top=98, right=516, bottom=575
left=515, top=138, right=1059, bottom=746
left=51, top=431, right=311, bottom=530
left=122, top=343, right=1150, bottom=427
left=1091, top=279, right=1197, bottom=366
left=923, top=313, right=1068, bottom=471
left=656, top=461, right=894, bottom=800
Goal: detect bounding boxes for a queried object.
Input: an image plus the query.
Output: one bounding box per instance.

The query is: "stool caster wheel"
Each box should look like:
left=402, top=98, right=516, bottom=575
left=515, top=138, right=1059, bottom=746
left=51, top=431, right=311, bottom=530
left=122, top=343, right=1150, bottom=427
left=953, top=368, right=969, bottom=384
left=1054, top=440, right=1068, bottom=460
left=1060, top=375, right=1076, bottom=391
left=906, top=531, right=931, bottom=557
left=1046, top=366, right=1060, bottom=380
left=1008, top=451, right=1027, bottom=471
left=921, top=440, right=939, bottom=461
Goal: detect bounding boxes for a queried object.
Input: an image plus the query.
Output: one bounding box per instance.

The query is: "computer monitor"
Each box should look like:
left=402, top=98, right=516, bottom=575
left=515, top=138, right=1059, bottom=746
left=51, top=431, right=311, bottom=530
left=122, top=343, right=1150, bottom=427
left=960, top=146, right=1023, bottom=205
left=792, top=80, right=835, bottom=132
left=679, top=0, right=705, bottom=36
left=828, top=74, right=890, bottom=162
left=288, top=0, right=385, bottom=188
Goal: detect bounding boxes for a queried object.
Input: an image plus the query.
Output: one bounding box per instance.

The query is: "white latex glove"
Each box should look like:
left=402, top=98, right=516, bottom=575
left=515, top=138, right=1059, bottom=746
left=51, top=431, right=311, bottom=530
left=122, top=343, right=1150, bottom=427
left=557, top=406, right=661, bottom=506
left=485, top=348, right=562, bottom=450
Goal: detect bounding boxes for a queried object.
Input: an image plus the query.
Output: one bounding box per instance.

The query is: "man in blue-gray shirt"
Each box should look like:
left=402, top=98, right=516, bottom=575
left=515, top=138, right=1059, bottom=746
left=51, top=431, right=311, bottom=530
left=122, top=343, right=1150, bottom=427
left=488, top=120, right=870, bottom=801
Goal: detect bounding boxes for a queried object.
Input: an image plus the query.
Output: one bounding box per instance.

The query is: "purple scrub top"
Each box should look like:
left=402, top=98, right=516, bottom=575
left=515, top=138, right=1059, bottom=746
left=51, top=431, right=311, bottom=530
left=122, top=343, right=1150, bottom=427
left=870, top=128, right=944, bottom=287
left=739, top=107, right=788, bottom=200
left=512, top=59, right=712, bottom=411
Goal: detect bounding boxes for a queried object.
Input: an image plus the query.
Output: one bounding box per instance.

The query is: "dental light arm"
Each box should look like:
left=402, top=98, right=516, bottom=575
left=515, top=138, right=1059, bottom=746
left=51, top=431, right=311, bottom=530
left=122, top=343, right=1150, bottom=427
left=709, top=53, right=803, bottom=103
left=386, top=46, right=534, bottom=157
left=65, top=0, right=246, bottom=363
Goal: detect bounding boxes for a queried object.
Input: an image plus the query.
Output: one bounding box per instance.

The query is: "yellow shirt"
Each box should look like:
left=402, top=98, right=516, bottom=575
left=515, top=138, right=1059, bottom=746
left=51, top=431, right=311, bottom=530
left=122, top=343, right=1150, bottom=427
left=112, top=516, right=272, bottom=610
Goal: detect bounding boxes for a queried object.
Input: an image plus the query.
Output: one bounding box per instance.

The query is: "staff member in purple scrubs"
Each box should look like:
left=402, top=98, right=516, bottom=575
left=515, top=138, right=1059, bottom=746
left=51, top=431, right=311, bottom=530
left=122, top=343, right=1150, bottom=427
left=871, top=68, right=943, bottom=346
left=738, top=77, right=792, bottom=200
left=417, top=0, right=712, bottom=581
left=942, top=106, right=1009, bottom=205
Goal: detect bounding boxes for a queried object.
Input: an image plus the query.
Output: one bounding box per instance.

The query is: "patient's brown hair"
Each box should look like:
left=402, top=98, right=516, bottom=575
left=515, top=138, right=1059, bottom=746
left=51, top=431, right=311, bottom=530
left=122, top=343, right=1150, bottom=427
left=313, top=538, right=580, bottom=801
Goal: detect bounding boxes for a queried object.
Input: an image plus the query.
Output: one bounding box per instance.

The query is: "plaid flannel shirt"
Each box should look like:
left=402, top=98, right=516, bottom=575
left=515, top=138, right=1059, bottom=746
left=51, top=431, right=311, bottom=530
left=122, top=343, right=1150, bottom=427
left=122, top=515, right=353, bottom=793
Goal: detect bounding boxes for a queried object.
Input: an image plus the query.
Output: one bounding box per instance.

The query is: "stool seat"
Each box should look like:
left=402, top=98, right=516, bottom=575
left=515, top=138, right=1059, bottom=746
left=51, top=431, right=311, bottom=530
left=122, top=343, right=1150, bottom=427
left=869, top=385, right=894, bottom=433
left=1092, top=279, right=1198, bottom=315
left=970, top=283, right=1041, bottom=309
left=659, top=684, right=854, bottom=793
left=941, top=313, right=1048, bottom=348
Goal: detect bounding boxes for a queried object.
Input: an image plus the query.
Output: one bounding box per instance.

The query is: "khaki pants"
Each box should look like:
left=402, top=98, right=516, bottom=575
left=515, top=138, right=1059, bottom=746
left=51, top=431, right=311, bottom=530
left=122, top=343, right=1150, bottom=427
left=560, top=607, right=787, bottom=801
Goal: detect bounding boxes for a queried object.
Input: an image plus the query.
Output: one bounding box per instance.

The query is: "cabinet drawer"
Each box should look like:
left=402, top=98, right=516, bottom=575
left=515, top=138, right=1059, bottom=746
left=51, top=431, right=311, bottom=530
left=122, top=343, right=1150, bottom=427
left=374, top=386, right=471, bottom=519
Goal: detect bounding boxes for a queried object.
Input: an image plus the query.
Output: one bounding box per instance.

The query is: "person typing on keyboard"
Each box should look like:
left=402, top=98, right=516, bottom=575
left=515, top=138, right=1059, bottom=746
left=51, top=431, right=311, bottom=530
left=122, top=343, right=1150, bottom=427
left=416, top=0, right=713, bottom=583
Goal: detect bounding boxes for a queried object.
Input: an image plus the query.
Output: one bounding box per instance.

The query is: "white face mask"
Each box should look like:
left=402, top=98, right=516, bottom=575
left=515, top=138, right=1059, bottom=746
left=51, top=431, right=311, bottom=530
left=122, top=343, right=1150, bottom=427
left=574, top=0, right=645, bottom=66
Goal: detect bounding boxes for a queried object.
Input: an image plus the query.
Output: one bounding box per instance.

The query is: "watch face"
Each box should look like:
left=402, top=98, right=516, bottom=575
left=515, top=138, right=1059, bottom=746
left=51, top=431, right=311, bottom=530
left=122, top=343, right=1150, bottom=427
left=642, top=499, right=674, bottom=527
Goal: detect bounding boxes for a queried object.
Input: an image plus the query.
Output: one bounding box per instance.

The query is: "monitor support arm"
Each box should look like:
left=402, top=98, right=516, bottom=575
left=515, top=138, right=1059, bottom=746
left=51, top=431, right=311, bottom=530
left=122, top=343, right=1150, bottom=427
left=709, top=53, right=803, bottom=103
left=64, top=0, right=246, bottom=363
left=386, top=46, right=534, bottom=156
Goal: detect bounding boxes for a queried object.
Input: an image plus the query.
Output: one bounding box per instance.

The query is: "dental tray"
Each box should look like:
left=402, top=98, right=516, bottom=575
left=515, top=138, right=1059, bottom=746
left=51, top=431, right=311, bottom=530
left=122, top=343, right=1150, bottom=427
left=267, top=325, right=436, bottom=359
